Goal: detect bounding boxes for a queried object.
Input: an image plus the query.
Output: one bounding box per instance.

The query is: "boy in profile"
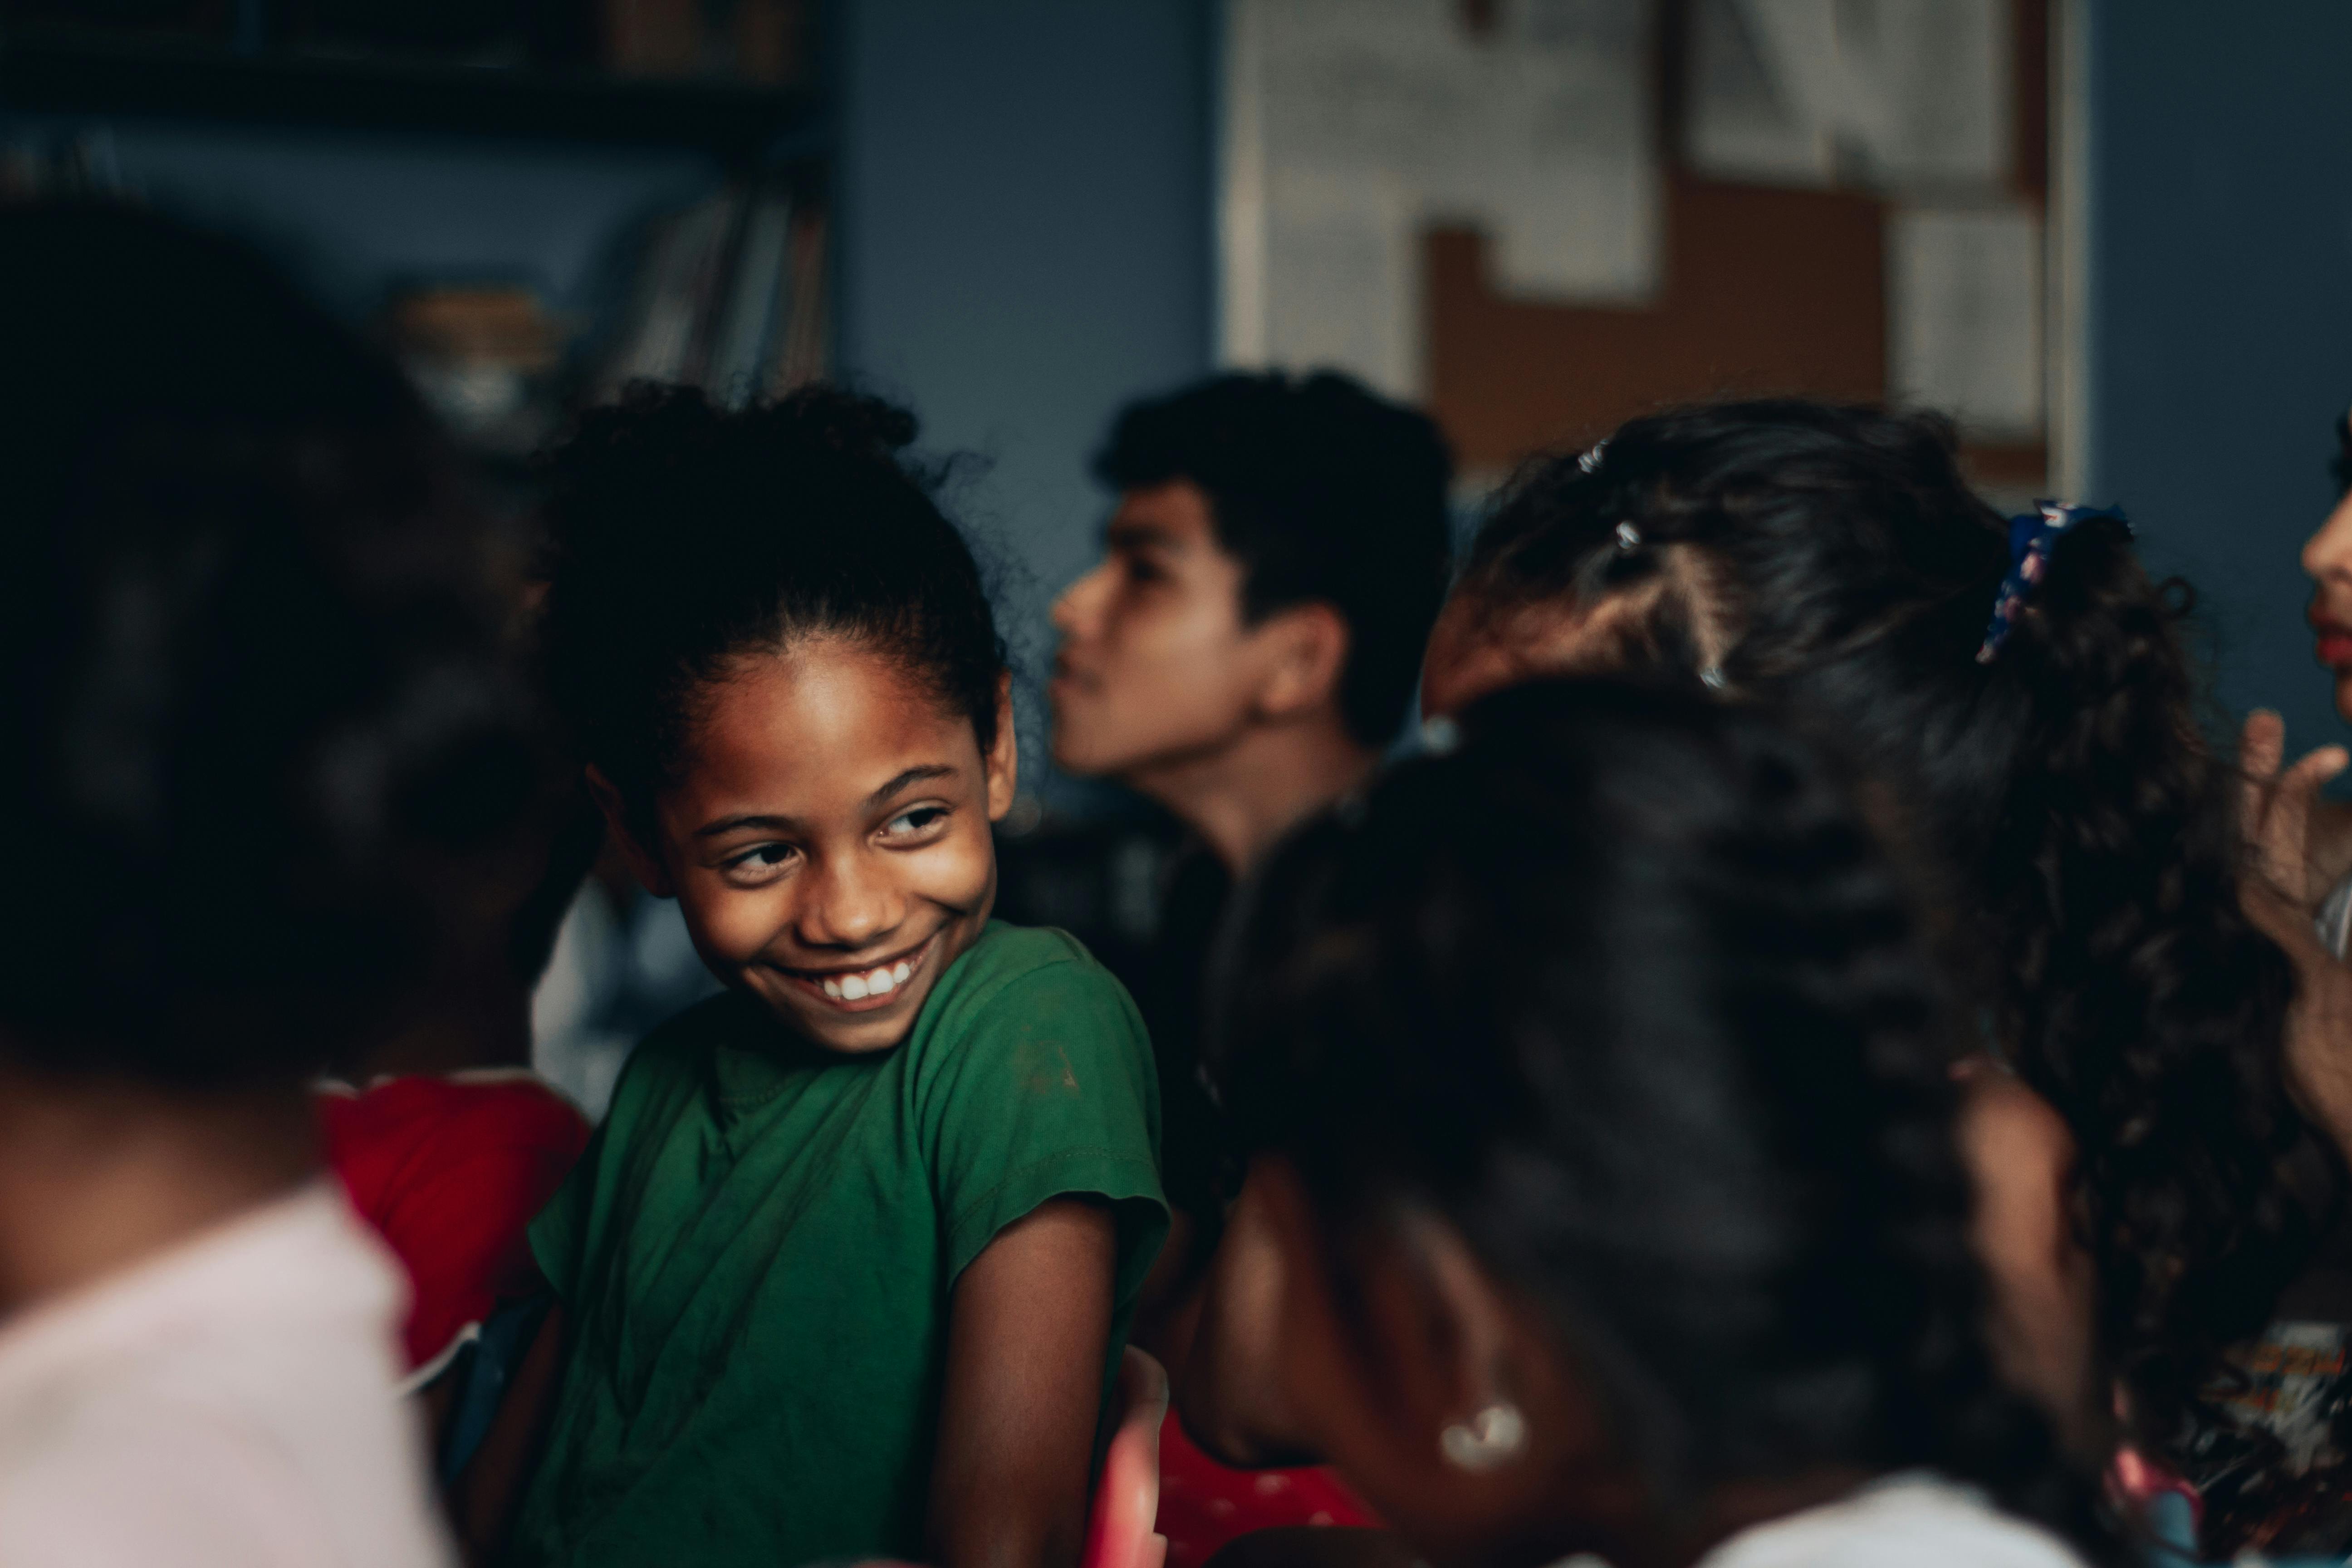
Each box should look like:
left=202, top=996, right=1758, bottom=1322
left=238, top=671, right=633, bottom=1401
left=1046, top=370, right=1452, bottom=1352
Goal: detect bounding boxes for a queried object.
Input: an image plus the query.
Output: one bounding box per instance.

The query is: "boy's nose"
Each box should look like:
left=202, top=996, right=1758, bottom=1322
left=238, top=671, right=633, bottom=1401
left=1051, top=563, right=1108, bottom=638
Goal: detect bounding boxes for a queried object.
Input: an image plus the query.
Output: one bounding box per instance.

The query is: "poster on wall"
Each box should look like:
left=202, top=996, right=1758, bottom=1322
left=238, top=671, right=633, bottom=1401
left=1221, top=0, right=1661, bottom=400
left=1686, top=0, right=2011, bottom=190
left=1888, top=205, right=2043, bottom=441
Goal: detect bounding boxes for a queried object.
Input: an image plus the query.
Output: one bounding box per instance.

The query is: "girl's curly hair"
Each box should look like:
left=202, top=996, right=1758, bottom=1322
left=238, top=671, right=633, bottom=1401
left=536, top=382, right=1007, bottom=834
left=1216, top=678, right=2119, bottom=1562
left=1452, top=400, right=2334, bottom=1462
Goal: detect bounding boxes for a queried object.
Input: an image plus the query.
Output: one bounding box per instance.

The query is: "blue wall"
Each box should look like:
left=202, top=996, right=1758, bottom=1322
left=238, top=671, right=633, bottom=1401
left=833, top=0, right=1215, bottom=799
left=2086, top=1, right=2352, bottom=757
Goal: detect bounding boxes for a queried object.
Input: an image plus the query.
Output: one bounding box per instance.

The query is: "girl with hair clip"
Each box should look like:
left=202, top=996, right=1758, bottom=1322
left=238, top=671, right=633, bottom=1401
left=1211, top=678, right=2117, bottom=1568
left=1407, top=401, right=2341, bottom=1560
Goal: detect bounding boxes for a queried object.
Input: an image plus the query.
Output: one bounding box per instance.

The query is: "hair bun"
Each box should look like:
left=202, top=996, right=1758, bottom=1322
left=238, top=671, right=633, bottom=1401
left=770, top=384, right=918, bottom=461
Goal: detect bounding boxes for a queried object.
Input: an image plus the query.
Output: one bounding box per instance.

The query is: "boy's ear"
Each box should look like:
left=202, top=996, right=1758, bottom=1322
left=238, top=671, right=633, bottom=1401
left=583, top=765, right=676, bottom=899
left=983, top=672, right=1019, bottom=823
left=1251, top=602, right=1352, bottom=725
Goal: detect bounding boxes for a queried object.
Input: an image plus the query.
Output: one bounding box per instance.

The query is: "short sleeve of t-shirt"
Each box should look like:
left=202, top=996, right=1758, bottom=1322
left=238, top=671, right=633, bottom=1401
left=916, top=944, right=1167, bottom=1298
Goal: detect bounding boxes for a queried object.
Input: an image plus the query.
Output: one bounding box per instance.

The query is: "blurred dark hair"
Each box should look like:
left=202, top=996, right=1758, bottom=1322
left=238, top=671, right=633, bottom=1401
left=1454, top=400, right=2328, bottom=1452
left=538, top=383, right=1009, bottom=832
left=1219, top=679, right=2114, bottom=1561
left=1093, top=371, right=1454, bottom=747
left=0, top=201, right=549, bottom=1087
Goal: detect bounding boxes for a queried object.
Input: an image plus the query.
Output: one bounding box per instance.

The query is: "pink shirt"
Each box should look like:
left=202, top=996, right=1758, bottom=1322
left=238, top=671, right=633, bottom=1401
left=0, top=1183, right=454, bottom=1567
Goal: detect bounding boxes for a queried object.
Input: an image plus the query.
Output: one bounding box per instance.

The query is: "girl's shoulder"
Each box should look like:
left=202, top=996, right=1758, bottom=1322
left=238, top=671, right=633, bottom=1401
left=938, top=921, right=1122, bottom=1001
left=914, top=921, right=1147, bottom=1065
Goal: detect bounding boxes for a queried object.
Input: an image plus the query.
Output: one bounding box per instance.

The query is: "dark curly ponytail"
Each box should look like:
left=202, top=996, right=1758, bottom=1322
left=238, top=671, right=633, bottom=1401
left=1984, top=519, right=2311, bottom=1443
left=1216, top=678, right=2117, bottom=1562
left=538, top=382, right=1007, bottom=830
left=1452, top=400, right=2332, bottom=1459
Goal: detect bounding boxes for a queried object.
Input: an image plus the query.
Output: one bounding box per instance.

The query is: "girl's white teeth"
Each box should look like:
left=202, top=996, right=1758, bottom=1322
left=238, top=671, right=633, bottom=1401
left=818, top=955, right=916, bottom=1003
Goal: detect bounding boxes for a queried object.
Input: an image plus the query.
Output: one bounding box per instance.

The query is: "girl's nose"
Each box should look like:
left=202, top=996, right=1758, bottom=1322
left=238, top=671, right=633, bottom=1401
left=2307, top=493, right=2352, bottom=583
left=797, top=853, right=902, bottom=951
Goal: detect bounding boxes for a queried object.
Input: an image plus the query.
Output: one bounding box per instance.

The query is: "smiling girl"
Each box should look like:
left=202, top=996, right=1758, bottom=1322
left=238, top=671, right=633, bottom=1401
left=475, top=387, right=1167, bottom=1568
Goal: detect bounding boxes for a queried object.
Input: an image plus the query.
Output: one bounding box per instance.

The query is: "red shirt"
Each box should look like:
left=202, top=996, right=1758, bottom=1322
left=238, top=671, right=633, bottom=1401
left=1155, top=1414, right=1375, bottom=1564
left=318, top=1071, right=589, bottom=1377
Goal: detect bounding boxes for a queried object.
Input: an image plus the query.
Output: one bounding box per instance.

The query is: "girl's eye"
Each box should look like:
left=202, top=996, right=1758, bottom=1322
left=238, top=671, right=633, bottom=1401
left=883, top=806, right=948, bottom=838
left=725, top=843, right=798, bottom=874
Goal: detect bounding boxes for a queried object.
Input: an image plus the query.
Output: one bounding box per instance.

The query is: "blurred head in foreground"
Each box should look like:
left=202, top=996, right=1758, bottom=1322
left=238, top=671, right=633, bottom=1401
left=0, top=202, right=544, bottom=1268
left=1215, top=679, right=2109, bottom=1568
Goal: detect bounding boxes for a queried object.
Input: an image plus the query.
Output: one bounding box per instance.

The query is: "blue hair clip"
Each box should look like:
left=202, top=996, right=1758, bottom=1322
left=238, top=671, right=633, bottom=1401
left=1975, top=500, right=2132, bottom=663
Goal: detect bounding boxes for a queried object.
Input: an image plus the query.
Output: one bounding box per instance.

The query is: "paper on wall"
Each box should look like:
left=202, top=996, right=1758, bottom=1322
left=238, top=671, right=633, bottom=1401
left=1687, top=0, right=2009, bottom=192
left=1262, top=172, right=1424, bottom=402
left=1687, top=0, right=1830, bottom=185
left=1479, top=0, right=1658, bottom=296
left=1888, top=204, right=2042, bottom=440
left=1224, top=0, right=1661, bottom=394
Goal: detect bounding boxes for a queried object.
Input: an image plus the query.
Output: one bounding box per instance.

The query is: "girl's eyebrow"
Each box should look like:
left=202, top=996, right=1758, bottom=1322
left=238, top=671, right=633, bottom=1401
left=695, top=812, right=799, bottom=839
left=693, top=766, right=958, bottom=839
left=865, top=764, right=956, bottom=806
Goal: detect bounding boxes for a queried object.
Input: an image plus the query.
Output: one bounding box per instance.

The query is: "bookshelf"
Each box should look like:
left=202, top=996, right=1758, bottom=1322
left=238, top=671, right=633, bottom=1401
left=0, top=32, right=825, bottom=161
left=0, top=10, right=835, bottom=462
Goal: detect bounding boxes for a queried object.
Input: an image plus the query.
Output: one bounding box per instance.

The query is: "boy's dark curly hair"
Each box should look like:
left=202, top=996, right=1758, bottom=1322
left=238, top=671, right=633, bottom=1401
left=1452, top=400, right=2331, bottom=1460
left=0, top=202, right=549, bottom=1086
left=1216, top=679, right=2119, bottom=1563
left=537, top=383, right=1008, bottom=832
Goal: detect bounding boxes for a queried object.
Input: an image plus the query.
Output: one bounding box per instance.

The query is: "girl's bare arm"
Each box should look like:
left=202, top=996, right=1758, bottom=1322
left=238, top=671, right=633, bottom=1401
left=929, top=1198, right=1116, bottom=1568
left=450, top=1301, right=568, bottom=1568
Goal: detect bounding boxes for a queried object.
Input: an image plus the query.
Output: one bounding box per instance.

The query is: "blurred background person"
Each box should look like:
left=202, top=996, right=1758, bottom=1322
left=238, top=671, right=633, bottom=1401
left=1041, top=370, right=1452, bottom=1347
left=1210, top=678, right=2113, bottom=1568
left=0, top=201, right=549, bottom=1565
left=1028, top=371, right=1450, bottom=1562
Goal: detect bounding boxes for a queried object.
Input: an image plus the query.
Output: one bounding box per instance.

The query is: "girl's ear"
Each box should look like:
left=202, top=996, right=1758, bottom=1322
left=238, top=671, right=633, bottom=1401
left=983, top=671, right=1019, bottom=823
left=583, top=765, right=676, bottom=899
left=1251, top=1163, right=1609, bottom=1559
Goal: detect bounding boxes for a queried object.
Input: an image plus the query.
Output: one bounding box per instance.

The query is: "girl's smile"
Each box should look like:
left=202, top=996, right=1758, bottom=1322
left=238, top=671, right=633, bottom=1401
left=777, top=929, right=941, bottom=1013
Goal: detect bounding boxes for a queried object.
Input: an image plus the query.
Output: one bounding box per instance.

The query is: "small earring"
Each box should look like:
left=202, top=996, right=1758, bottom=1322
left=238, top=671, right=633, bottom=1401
left=1439, top=1401, right=1527, bottom=1473
left=1700, top=666, right=1727, bottom=691
left=1613, top=520, right=1641, bottom=551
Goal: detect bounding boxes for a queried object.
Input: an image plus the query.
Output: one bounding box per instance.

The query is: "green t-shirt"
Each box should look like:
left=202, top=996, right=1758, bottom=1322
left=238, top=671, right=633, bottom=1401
left=507, top=922, right=1168, bottom=1568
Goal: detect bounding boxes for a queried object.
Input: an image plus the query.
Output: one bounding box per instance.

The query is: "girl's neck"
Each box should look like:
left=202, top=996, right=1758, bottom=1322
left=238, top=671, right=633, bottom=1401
left=0, top=1066, right=318, bottom=1318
